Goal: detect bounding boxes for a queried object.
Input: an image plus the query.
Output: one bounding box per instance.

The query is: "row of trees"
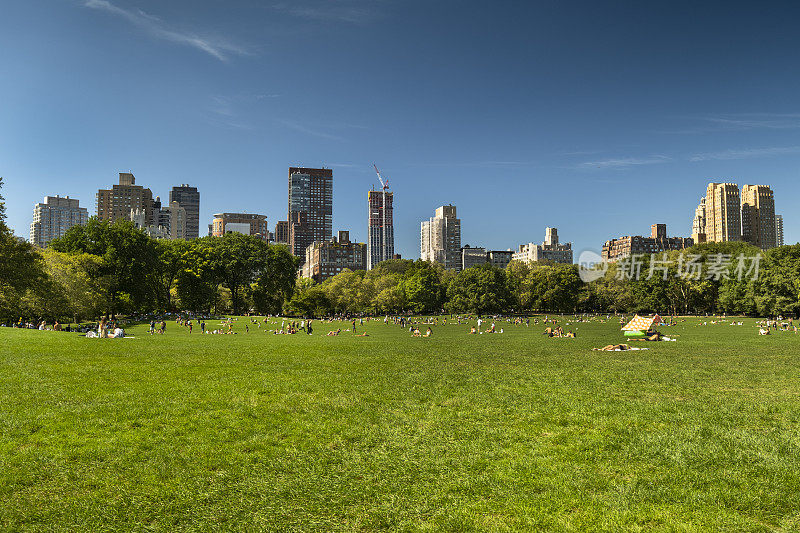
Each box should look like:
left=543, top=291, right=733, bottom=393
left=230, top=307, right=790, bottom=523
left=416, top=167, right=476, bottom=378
left=2, top=179, right=799, bottom=321
left=0, top=179, right=300, bottom=322
left=285, top=241, right=800, bottom=318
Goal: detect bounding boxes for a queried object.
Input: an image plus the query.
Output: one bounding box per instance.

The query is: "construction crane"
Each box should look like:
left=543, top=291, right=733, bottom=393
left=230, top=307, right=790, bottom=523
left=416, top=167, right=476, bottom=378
left=373, top=164, right=390, bottom=266
left=373, top=164, right=389, bottom=191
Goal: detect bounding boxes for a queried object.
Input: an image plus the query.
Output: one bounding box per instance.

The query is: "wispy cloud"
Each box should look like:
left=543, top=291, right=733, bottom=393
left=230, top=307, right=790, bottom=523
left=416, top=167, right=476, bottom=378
left=209, top=95, right=235, bottom=117
left=273, top=1, right=385, bottom=24
left=83, top=0, right=246, bottom=61
left=577, top=155, right=671, bottom=169
left=690, top=146, right=800, bottom=161
left=278, top=119, right=345, bottom=141
left=665, top=113, right=800, bottom=134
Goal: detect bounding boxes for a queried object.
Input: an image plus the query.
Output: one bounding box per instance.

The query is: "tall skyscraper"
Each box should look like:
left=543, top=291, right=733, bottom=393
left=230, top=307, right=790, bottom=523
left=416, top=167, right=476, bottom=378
left=741, top=184, right=776, bottom=249
left=97, top=172, right=154, bottom=226
left=29, top=195, right=88, bottom=247
left=776, top=214, right=784, bottom=246
left=703, top=182, right=741, bottom=243
left=420, top=205, right=462, bottom=270
left=169, top=184, right=200, bottom=239
left=288, top=167, right=333, bottom=260
left=691, top=197, right=706, bottom=244
left=367, top=188, right=394, bottom=269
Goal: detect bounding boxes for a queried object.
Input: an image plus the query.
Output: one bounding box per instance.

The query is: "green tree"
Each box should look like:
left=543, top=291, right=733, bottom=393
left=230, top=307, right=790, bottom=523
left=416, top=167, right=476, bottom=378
left=252, top=243, right=300, bottom=315
left=41, top=249, right=110, bottom=321
left=750, top=245, right=800, bottom=317
left=446, top=264, right=512, bottom=315
left=323, top=269, right=367, bottom=313
left=176, top=238, right=223, bottom=314
left=284, top=278, right=331, bottom=317
left=50, top=218, right=158, bottom=315
left=214, top=233, right=269, bottom=315
left=152, top=239, right=191, bottom=312
left=402, top=261, right=445, bottom=313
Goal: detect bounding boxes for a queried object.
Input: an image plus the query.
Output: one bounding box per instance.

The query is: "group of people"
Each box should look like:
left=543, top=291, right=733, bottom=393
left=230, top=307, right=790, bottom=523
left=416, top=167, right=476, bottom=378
left=467, top=323, right=504, bottom=334
left=90, top=316, right=126, bottom=338
left=412, top=327, right=433, bottom=337
left=148, top=319, right=168, bottom=335
left=543, top=326, right=575, bottom=338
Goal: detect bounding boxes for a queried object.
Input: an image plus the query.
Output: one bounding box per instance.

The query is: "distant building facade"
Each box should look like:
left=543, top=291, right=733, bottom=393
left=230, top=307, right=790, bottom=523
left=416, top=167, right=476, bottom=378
left=691, top=197, right=707, bottom=244
left=421, top=205, right=462, bottom=270
left=703, top=182, right=742, bottom=243
left=461, top=246, right=487, bottom=270
left=169, top=184, right=200, bottom=239
left=211, top=213, right=269, bottom=240
left=29, top=195, right=88, bottom=247
left=302, top=230, right=367, bottom=282
left=288, top=167, right=333, bottom=261
left=741, top=184, right=776, bottom=249
left=513, top=227, right=573, bottom=264
left=460, top=246, right=513, bottom=270
left=776, top=214, right=784, bottom=246
left=488, top=250, right=513, bottom=268
left=274, top=220, right=289, bottom=243
left=602, top=224, right=692, bottom=262
left=131, top=208, right=169, bottom=240
left=97, top=172, right=155, bottom=226
left=367, top=189, right=394, bottom=270
left=158, top=201, right=187, bottom=240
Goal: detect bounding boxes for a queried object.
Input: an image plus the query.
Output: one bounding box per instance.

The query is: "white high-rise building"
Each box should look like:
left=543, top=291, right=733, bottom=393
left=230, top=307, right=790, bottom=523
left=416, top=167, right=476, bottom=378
left=29, top=195, right=88, bottom=247
left=512, top=227, right=573, bottom=264
left=776, top=214, right=784, bottom=246
left=420, top=205, right=461, bottom=270
left=691, top=197, right=706, bottom=244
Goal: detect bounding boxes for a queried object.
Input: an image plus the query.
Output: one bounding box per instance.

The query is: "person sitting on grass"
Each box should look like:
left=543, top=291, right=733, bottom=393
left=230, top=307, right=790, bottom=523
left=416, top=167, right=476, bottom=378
left=759, top=327, right=770, bottom=335
left=424, top=327, right=432, bottom=337
left=468, top=326, right=477, bottom=334
left=543, top=327, right=553, bottom=337
left=565, top=330, right=575, bottom=338
left=412, top=328, right=421, bottom=337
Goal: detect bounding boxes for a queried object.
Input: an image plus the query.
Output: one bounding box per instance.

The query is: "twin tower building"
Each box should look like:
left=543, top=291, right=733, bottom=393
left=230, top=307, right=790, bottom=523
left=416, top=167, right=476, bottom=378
left=692, top=183, right=782, bottom=249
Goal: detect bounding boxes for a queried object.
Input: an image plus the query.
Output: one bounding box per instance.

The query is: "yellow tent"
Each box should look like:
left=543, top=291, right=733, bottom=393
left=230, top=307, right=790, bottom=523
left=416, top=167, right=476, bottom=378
left=621, top=314, right=661, bottom=336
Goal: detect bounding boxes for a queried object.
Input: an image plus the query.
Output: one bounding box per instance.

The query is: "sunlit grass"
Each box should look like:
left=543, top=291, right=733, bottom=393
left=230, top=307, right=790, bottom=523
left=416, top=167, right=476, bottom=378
left=2, top=316, right=799, bottom=531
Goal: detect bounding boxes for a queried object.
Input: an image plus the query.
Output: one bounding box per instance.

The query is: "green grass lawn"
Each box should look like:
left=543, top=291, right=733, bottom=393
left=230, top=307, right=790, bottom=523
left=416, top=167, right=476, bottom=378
left=2, top=316, right=800, bottom=531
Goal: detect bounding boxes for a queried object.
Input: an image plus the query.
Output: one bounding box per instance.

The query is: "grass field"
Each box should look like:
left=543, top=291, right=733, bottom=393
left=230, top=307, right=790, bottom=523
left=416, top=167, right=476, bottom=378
left=2, top=316, right=800, bottom=531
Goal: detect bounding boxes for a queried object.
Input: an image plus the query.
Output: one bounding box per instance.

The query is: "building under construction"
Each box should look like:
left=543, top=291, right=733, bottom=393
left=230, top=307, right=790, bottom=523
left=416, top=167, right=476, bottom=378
left=367, top=189, right=394, bottom=270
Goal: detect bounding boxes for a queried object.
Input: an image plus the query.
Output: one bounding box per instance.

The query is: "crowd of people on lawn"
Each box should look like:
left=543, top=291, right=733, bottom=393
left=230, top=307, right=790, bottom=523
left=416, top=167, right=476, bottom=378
left=7, top=310, right=800, bottom=346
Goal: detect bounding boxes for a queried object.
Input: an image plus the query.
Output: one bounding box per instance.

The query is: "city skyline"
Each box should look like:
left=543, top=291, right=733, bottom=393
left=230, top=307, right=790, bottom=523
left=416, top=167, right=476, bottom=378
left=3, top=1, right=800, bottom=256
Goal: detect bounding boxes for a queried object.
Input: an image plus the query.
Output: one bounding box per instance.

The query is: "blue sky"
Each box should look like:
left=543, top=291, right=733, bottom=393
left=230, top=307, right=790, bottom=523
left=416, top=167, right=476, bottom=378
left=2, top=0, right=799, bottom=256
